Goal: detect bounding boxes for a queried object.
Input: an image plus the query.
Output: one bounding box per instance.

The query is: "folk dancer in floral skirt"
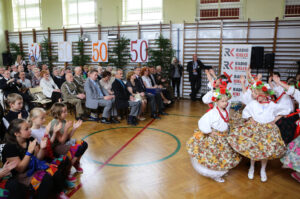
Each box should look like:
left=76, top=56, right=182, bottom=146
left=227, top=80, right=287, bottom=182
left=187, top=88, right=241, bottom=183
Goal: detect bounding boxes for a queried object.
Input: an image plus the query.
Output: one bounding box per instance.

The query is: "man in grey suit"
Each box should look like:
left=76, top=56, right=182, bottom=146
left=84, top=69, right=119, bottom=124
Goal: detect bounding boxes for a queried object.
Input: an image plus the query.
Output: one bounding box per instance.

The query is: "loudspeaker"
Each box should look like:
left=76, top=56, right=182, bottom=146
left=250, top=47, right=264, bottom=69
left=2, top=53, right=13, bottom=66
left=264, top=53, right=275, bottom=69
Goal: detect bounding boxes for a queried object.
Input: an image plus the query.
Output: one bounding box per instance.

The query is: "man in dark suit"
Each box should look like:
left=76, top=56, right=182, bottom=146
left=112, top=69, right=142, bottom=125
left=187, top=54, right=211, bottom=101
left=133, top=67, right=167, bottom=119
left=52, top=67, right=65, bottom=89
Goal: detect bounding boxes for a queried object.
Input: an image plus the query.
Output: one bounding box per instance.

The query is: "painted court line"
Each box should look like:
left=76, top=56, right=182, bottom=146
left=168, top=113, right=201, bottom=118
left=67, top=118, right=156, bottom=197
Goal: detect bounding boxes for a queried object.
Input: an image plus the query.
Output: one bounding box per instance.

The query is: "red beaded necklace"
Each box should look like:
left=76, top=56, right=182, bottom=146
left=217, top=106, right=229, bottom=123
left=256, top=95, right=271, bottom=104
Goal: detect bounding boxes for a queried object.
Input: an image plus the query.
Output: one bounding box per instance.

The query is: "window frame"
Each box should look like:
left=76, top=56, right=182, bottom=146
left=12, top=0, right=42, bottom=31
left=196, top=0, right=244, bottom=21
left=284, top=0, right=300, bottom=19
left=62, top=0, right=97, bottom=28
left=122, top=0, right=163, bottom=25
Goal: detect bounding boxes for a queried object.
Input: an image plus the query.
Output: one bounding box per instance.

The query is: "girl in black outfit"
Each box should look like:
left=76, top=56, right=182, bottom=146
left=1, top=119, right=71, bottom=199
left=170, top=57, right=183, bottom=99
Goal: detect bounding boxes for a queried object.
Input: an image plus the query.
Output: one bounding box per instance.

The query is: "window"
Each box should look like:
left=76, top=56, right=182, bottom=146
left=284, top=0, right=300, bottom=18
left=12, top=0, right=41, bottom=31
left=122, top=0, right=163, bottom=25
left=62, top=0, right=96, bottom=28
left=197, top=0, right=243, bottom=21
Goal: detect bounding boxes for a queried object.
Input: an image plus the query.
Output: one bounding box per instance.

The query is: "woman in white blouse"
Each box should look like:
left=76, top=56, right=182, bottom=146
left=39, top=70, right=62, bottom=102
left=141, top=67, right=171, bottom=104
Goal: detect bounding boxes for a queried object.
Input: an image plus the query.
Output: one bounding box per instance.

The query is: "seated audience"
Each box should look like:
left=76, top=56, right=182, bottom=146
left=126, top=71, right=147, bottom=121
left=31, top=68, right=41, bottom=87
left=61, top=73, right=86, bottom=120
left=0, top=158, right=26, bottom=199
left=10, top=65, right=18, bottom=78
left=28, top=55, right=37, bottom=65
left=40, top=70, right=62, bottom=103
left=19, top=71, right=32, bottom=89
left=112, top=69, right=142, bottom=125
left=100, top=71, right=114, bottom=95
left=73, top=66, right=86, bottom=93
left=0, top=66, right=5, bottom=78
left=64, top=67, right=73, bottom=75
left=142, top=67, right=171, bottom=104
left=83, top=65, right=89, bottom=79
left=26, top=64, right=35, bottom=79
left=52, top=67, right=65, bottom=89
left=97, top=65, right=103, bottom=80
left=2, top=119, right=71, bottom=199
left=134, top=67, right=167, bottom=119
left=41, top=64, right=49, bottom=72
left=0, top=70, right=33, bottom=109
left=14, top=65, right=31, bottom=80
left=4, top=93, right=29, bottom=123
left=15, top=55, right=26, bottom=67
left=84, top=69, right=119, bottom=124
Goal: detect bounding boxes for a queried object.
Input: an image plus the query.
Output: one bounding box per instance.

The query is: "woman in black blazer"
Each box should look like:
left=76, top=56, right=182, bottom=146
left=170, top=57, right=183, bottom=99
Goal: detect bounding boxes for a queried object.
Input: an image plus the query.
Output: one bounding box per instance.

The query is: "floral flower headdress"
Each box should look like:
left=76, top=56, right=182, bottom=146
left=251, top=81, right=275, bottom=95
left=211, top=87, right=232, bottom=102
left=213, top=73, right=230, bottom=89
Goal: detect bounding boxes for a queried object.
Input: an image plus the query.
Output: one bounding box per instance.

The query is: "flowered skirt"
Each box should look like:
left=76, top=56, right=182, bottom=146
left=227, top=120, right=286, bottom=161
left=280, top=136, right=300, bottom=173
left=186, top=130, right=241, bottom=171
left=229, top=110, right=245, bottom=127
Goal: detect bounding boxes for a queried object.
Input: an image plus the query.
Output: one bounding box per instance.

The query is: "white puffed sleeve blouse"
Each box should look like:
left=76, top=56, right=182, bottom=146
left=198, top=108, right=229, bottom=134
left=242, top=100, right=288, bottom=124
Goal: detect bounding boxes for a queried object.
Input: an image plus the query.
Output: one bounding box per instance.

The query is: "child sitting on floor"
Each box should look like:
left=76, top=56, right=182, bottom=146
left=4, top=93, right=29, bottom=123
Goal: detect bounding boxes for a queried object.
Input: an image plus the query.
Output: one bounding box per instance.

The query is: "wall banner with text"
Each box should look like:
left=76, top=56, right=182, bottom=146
left=221, top=44, right=252, bottom=102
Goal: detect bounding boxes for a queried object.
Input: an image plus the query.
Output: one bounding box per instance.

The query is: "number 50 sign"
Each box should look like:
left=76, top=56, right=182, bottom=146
left=92, top=40, right=108, bottom=62
left=131, top=40, right=148, bottom=62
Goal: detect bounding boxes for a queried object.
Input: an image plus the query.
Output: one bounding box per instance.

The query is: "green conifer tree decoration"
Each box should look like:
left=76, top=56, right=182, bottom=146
left=41, top=37, right=57, bottom=69
left=73, top=38, right=90, bottom=66
left=109, top=36, right=130, bottom=68
left=10, top=43, right=25, bottom=63
left=148, top=34, right=174, bottom=78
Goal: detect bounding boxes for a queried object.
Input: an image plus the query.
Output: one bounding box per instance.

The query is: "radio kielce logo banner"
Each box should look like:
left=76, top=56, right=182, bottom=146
left=221, top=45, right=252, bottom=102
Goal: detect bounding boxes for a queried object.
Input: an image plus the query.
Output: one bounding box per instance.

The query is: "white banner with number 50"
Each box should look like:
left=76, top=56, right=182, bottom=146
left=130, top=39, right=148, bottom=63
left=92, top=40, right=108, bottom=62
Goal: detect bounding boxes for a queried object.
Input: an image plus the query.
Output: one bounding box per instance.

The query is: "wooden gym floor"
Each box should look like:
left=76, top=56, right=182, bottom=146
left=50, top=100, right=300, bottom=199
